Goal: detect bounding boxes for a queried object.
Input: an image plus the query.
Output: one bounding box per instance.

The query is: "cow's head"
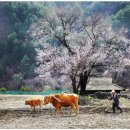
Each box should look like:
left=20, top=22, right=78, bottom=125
left=25, top=100, right=30, bottom=105
left=43, top=96, right=51, bottom=105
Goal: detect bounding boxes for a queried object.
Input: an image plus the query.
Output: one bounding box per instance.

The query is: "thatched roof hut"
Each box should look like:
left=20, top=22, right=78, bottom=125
left=85, top=77, right=123, bottom=94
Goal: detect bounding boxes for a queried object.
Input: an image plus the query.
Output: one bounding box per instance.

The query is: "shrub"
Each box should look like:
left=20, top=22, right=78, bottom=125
left=94, top=91, right=110, bottom=99
left=20, top=86, right=31, bottom=92
left=0, top=87, right=7, bottom=92
left=79, top=96, right=87, bottom=105
left=85, top=95, right=93, bottom=102
left=79, top=95, right=93, bottom=105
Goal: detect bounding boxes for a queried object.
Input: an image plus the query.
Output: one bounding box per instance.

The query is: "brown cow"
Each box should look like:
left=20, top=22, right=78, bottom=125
left=43, top=93, right=79, bottom=115
left=25, top=98, right=44, bottom=112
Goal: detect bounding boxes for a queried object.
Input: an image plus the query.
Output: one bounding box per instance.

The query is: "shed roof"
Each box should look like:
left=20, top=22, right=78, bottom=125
left=86, top=77, right=123, bottom=91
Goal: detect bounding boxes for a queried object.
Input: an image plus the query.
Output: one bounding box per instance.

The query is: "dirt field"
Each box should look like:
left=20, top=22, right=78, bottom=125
left=0, top=95, right=130, bottom=129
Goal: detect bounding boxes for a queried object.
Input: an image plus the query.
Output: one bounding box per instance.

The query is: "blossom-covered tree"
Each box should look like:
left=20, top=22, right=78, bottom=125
left=29, top=6, right=129, bottom=95
left=29, top=6, right=82, bottom=54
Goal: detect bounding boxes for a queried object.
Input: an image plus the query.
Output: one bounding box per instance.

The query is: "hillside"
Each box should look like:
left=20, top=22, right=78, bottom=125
left=0, top=2, right=130, bottom=91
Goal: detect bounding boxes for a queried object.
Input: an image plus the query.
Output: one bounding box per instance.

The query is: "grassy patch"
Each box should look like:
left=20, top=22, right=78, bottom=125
left=20, top=86, right=31, bottom=92
left=0, top=87, right=7, bottom=93
left=120, top=97, right=130, bottom=107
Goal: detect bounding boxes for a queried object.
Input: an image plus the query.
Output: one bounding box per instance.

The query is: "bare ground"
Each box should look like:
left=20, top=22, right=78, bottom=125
left=0, top=95, right=130, bottom=129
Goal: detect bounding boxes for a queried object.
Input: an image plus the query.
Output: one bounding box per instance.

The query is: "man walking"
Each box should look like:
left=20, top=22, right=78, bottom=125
left=109, top=90, right=122, bottom=113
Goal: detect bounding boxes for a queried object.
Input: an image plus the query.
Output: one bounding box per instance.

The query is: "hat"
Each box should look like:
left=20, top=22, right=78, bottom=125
left=111, top=90, right=115, bottom=93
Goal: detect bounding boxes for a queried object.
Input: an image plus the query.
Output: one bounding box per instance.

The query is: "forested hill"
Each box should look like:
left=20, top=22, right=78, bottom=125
left=0, top=2, right=46, bottom=88
left=55, top=2, right=128, bottom=16
left=0, top=2, right=130, bottom=90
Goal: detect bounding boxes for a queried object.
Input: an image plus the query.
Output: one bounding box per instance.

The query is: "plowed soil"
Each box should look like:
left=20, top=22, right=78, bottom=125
left=0, top=95, right=130, bottom=129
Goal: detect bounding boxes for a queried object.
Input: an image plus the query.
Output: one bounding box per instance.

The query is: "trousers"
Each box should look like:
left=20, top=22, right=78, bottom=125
left=112, top=103, right=122, bottom=113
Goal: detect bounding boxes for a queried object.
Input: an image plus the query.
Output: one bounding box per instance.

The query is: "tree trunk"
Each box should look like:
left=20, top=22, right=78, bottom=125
left=79, top=60, right=98, bottom=95
left=71, top=77, right=78, bottom=94
left=79, top=71, right=89, bottom=95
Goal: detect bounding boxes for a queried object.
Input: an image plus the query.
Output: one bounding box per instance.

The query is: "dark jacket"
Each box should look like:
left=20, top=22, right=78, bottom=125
left=109, top=94, right=120, bottom=105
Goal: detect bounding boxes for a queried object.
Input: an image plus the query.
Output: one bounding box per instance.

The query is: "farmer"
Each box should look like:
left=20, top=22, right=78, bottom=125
left=108, top=90, right=122, bottom=113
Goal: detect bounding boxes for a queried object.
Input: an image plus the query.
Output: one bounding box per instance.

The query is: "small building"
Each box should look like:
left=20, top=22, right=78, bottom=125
left=85, top=77, right=123, bottom=94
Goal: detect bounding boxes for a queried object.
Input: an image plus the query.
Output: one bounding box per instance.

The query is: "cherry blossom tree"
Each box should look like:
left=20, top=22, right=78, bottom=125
left=29, top=7, right=129, bottom=95
left=29, top=6, right=82, bottom=55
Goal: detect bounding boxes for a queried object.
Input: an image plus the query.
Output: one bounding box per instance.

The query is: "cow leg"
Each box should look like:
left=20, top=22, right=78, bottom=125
left=70, top=106, right=73, bottom=115
left=77, top=100, right=79, bottom=115
left=75, top=107, right=78, bottom=114
left=74, top=103, right=79, bottom=115
left=55, top=107, right=63, bottom=116
left=70, top=104, right=75, bottom=115
left=34, top=106, right=36, bottom=113
left=59, top=108, right=63, bottom=115
left=30, top=106, right=33, bottom=113
left=38, top=105, right=41, bottom=115
left=30, top=106, right=35, bottom=114
left=39, top=105, right=41, bottom=112
left=55, top=109, right=58, bottom=116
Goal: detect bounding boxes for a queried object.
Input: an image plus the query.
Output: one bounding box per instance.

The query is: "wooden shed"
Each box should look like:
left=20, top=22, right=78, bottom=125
left=85, top=77, right=123, bottom=94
